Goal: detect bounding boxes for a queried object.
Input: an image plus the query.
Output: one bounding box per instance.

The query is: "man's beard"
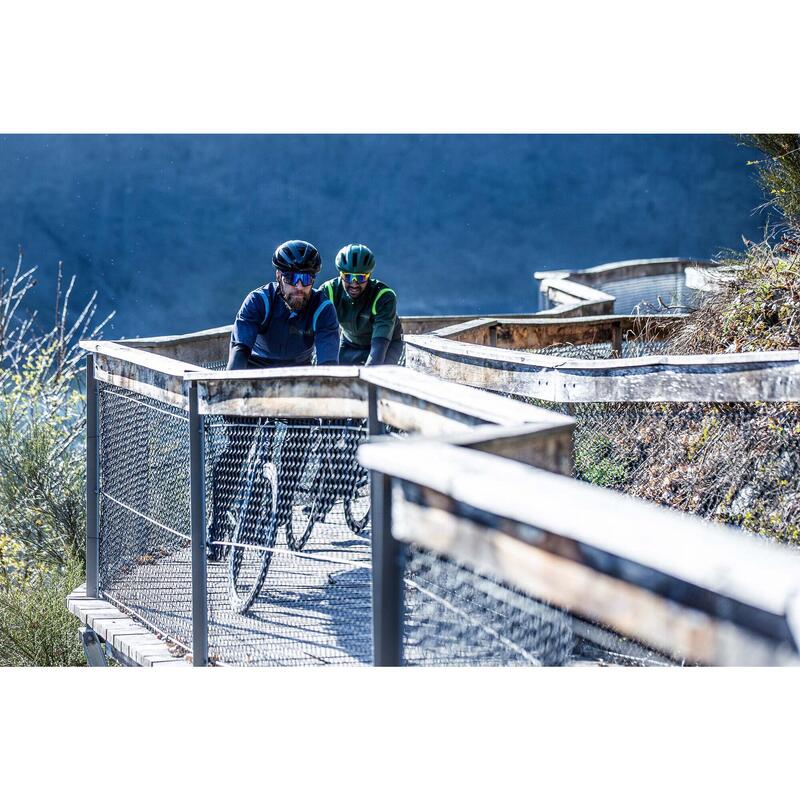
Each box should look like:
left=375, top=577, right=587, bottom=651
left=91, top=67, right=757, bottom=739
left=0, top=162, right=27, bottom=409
left=280, top=288, right=310, bottom=312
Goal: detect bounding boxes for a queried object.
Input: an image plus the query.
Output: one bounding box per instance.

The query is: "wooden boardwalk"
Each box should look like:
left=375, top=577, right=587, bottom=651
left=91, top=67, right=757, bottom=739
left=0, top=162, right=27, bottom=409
left=71, top=514, right=373, bottom=667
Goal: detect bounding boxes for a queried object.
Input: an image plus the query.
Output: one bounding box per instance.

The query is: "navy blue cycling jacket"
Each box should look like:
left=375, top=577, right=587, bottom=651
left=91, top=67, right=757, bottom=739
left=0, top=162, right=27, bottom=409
left=231, top=283, right=340, bottom=366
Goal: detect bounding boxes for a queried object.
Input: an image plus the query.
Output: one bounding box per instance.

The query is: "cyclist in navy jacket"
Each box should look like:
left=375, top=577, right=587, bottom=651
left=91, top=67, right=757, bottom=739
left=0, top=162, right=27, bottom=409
left=228, top=240, right=339, bottom=368
left=210, top=240, right=339, bottom=562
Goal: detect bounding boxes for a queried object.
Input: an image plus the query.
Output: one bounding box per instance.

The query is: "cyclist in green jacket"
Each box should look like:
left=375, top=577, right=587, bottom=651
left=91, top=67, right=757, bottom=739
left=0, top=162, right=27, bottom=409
left=319, top=244, right=404, bottom=366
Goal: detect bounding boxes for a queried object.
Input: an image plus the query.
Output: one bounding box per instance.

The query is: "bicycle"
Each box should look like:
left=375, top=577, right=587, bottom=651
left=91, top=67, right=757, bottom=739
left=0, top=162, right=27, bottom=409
left=285, top=419, right=371, bottom=551
left=212, top=417, right=371, bottom=613
left=224, top=419, right=288, bottom=614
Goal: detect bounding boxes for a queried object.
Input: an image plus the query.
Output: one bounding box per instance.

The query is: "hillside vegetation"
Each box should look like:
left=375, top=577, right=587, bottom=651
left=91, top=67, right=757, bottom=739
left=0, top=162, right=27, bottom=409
left=0, top=255, right=113, bottom=665
left=583, top=135, right=800, bottom=544
left=668, top=134, right=800, bottom=355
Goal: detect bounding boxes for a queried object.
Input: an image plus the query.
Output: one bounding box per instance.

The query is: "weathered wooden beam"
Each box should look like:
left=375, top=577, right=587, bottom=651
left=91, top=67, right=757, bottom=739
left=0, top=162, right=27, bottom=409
left=81, top=341, right=194, bottom=409
left=540, top=278, right=616, bottom=309
left=428, top=318, right=499, bottom=344
left=400, top=314, right=543, bottom=335
left=428, top=421, right=575, bottom=475
left=360, top=365, right=563, bottom=429
left=404, top=334, right=800, bottom=402
left=192, top=366, right=367, bottom=418
left=120, top=325, right=231, bottom=365
left=358, top=440, right=800, bottom=665
left=535, top=257, right=715, bottom=287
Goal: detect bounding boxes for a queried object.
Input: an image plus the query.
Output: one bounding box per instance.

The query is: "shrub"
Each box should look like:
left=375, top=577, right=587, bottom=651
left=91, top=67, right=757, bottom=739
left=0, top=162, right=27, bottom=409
left=0, top=555, right=87, bottom=667
left=0, top=252, right=112, bottom=665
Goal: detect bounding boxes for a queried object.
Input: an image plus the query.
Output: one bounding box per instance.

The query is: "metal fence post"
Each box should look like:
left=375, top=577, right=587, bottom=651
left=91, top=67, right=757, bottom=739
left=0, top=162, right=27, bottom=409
left=367, top=383, right=380, bottom=437
left=86, top=354, right=100, bottom=599
left=371, top=469, right=404, bottom=666
left=188, top=380, right=209, bottom=666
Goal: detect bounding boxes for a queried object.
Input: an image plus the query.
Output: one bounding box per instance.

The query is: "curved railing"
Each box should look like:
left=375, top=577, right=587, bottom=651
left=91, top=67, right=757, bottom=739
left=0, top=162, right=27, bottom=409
left=535, top=257, right=717, bottom=316
left=67, top=328, right=800, bottom=667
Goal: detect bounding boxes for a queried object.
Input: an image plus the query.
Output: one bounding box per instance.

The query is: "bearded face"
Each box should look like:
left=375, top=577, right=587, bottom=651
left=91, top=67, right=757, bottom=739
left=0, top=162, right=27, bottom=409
left=277, top=271, right=313, bottom=311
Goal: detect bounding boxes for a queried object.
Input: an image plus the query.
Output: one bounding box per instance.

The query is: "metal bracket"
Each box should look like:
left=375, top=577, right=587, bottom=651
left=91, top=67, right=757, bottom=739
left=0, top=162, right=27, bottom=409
left=79, top=626, right=108, bottom=667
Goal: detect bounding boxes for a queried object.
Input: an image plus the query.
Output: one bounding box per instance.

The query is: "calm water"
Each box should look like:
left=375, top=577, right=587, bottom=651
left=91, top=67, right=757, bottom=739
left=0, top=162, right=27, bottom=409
left=0, top=134, right=765, bottom=339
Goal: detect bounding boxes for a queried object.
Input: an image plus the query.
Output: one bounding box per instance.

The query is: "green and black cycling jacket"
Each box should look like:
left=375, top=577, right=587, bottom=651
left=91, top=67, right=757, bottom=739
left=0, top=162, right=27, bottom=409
left=318, top=277, right=402, bottom=348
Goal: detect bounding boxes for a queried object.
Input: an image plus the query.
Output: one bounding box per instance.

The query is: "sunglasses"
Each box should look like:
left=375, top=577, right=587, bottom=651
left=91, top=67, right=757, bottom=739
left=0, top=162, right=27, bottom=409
left=280, top=271, right=315, bottom=287
left=340, top=271, right=371, bottom=285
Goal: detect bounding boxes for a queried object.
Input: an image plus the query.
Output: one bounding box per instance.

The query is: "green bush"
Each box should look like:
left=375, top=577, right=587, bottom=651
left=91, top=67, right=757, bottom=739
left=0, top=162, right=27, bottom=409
left=0, top=254, right=112, bottom=665
left=741, top=134, right=800, bottom=222
left=0, top=555, right=86, bottom=667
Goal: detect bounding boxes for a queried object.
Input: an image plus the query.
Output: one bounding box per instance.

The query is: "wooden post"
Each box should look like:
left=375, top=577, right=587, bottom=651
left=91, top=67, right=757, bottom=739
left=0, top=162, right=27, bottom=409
left=611, top=320, right=623, bottom=358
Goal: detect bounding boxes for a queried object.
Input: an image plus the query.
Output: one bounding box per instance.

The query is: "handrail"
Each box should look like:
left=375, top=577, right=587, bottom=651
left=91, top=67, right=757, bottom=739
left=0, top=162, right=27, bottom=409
left=404, top=332, right=800, bottom=402
left=79, top=321, right=800, bottom=666
left=535, top=257, right=716, bottom=316
left=80, top=339, right=199, bottom=409
left=359, top=438, right=800, bottom=665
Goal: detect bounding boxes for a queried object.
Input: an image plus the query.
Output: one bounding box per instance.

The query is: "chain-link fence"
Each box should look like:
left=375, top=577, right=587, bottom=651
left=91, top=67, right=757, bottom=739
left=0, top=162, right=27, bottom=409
left=402, top=545, right=675, bottom=666
left=523, top=339, right=672, bottom=360
left=97, top=383, right=193, bottom=656
left=203, top=416, right=372, bottom=665
left=492, top=391, right=800, bottom=546
left=596, top=272, right=696, bottom=314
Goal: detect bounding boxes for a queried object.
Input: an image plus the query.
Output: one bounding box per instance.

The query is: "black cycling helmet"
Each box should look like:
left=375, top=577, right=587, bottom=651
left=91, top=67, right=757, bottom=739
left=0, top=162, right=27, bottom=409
left=335, top=243, right=376, bottom=274
left=272, top=240, right=322, bottom=274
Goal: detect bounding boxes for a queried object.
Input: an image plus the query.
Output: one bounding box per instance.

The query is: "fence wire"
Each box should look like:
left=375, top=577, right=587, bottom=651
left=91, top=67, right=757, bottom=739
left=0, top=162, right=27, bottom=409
left=204, top=416, right=372, bottom=665
left=597, top=272, right=695, bottom=314
left=493, top=389, right=800, bottom=546
left=402, top=545, right=674, bottom=666
left=97, top=383, right=193, bottom=655
left=523, top=339, right=672, bottom=360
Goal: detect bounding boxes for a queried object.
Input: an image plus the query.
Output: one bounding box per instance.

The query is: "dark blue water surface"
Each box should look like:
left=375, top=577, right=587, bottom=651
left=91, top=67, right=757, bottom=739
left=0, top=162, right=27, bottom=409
left=0, top=135, right=765, bottom=339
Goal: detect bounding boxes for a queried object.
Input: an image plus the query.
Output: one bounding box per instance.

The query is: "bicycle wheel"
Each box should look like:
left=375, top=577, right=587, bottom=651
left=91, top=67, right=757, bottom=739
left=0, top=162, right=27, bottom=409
left=344, top=466, right=371, bottom=535
left=228, top=459, right=280, bottom=614
left=285, top=429, right=326, bottom=552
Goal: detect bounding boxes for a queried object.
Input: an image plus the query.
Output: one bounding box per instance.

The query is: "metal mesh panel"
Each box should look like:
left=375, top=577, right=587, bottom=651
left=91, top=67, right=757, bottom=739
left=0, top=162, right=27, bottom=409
left=97, top=383, right=192, bottom=654
left=596, top=273, right=695, bottom=314
left=570, top=401, right=800, bottom=543
left=402, top=545, right=673, bottom=666
left=204, top=416, right=372, bottom=665
left=523, top=339, right=672, bottom=359
left=490, top=390, right=800, bottom=545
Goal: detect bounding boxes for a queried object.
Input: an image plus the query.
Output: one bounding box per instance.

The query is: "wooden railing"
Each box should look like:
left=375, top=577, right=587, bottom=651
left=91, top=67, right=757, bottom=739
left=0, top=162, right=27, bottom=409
left=535, top=257, right=716, bottom=316
left=72, top=329, right=800, bottom=666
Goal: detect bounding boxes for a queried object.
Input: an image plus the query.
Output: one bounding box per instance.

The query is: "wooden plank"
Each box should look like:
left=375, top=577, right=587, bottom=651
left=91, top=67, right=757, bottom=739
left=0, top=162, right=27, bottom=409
left=194, top=367, right=366, bottom=418
left=80, top=340, right=195, bottom=376
left=491, top=315, right=682, bottom=350
left=66, top=585, right=189, bottom=667
left=400, top=314, right=543, bottom=335
left=121, top=325, right=231, bottom=365
left=361, top=365, right=566, bottom=427
left=429, top=318, right=498, bottom=344
left=538, top=278, right=616, bottom=305
left=358, top=441, right=800, bottom=664
left=82, top=340, right=194, bottom=410
left=359, top=441, right=800, bottom=615
left=394, top=497, right=793, bottom=665
left=535, top=258, right=715, bottom=286
left=404, top=334, right=800, bottom=402
left=432, top=422, right=575, bottom=476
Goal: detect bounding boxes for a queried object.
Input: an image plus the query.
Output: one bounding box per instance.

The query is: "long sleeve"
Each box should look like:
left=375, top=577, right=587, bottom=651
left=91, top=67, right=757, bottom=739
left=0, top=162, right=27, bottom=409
left=227, top=342, right=251, bottom=370
left=371, top=288, right=398, bottom=341
left=312, top=299, right=340, bottom=365
left=231, top=290, right=268, bottom=350
left=365, top=336, right=390, bottom=366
